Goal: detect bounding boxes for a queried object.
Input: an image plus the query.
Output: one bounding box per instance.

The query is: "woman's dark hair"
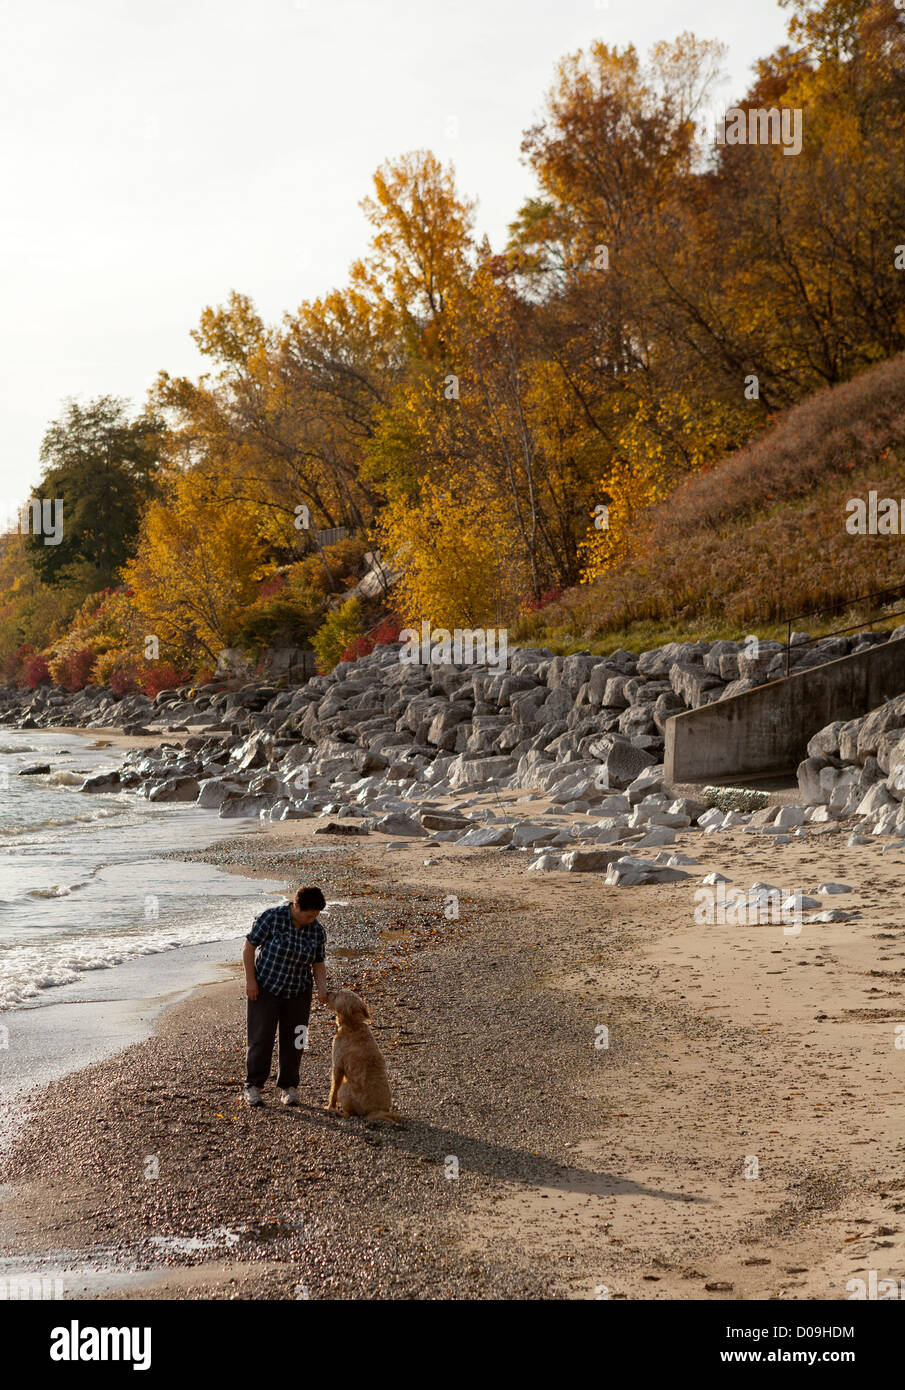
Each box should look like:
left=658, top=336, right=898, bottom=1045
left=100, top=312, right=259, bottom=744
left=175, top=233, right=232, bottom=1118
left=295, top=885, right=326, bottom=911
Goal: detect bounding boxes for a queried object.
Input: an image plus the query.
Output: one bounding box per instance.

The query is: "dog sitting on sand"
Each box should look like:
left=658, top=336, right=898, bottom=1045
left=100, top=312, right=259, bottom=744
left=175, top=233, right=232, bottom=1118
left=325, top=989, right=402, bottom=1123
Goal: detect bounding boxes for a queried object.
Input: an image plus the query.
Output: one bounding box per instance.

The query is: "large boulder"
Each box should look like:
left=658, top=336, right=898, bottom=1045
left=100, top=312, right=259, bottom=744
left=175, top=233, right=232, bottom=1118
left=637, top=642, right=706, bottom=678
left=797, top=756, right=829, bottom=804
left=456, top=824, right=513, bottom=847
left=669, top=663, right=723, bottom=709
left=148, top=775, right=201, bottom=803
left=537, top=686, right=574, bottom=725
left=420, top=811, right=472, bottom=832
left=653, top=689, right=686, bottom=733
left=618, top=703, right=658, bottom=738
left=560, top=653, right=598, bottom=692
left=233, top=734, right=271, bottom=773
left=376, top=813, right=428, bottom=837
left=807, top=721, right=844, bottom=759
left=587, top=737, right=657, bottom=790
left=79, top=770, right=121, bottom=793
left=704, top=641, right=739, bottom=677
left=197, top=777, right=248, bottom=809
left=559, top=848, right=625, bottom=872
left=447, top=755, right=516, bottom=790
left=736, top=640, right=783, bottom=681
left=855, top=695, right=905, bottom=762
left=601, top=676, right=631, bottom=708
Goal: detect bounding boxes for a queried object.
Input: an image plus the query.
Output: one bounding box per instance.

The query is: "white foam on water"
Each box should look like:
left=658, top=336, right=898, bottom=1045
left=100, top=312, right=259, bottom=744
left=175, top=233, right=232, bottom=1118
left=0, top=731, right=286, bottom=1011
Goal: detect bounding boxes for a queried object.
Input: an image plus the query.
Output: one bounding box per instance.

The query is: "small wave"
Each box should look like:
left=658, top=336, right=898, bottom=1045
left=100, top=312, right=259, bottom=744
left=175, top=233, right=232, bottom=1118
left=0, top=916, right=248, bottom=1011
left=0, top=745, right=36, bottom=755
left=0, top=809, right=126, bottom=836
left=47, top=771, right=84, bottom=786
left=28, top=881, right=91, bottom=899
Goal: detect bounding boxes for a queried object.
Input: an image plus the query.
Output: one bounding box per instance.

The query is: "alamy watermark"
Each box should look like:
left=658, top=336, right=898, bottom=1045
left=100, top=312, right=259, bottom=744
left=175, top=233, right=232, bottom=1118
left=694, top=883, right=804, bottom=933
left=706, top=106, right=803, bottom=157
left=845, top=492, right=905, bottom=535
left=2, top=497, right=64, bottom=544
left=399, top=622, right=509, bottom=675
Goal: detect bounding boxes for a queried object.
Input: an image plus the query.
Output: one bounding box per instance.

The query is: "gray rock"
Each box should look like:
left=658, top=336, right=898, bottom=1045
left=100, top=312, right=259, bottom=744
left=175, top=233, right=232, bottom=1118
left=718, top=651, right=741, bottom=681
left=537, top=685, right=574, bottom=724
left=736, top=640, right=783, bottom=681
left=447, top=755, right=515, bottom=790
left=376, top=813, right=428, bottom=837
left=601, top=676, right=630, bottom=708
left=807, top=721, right=844, bottom=759
left=456, top=824, right=513, bottom=847
left=856, top=695, right=905, bottom=762
left=669, top=662, right=722, bottom=709
left=637, top=642, right=705, bottom=678
left=719, top=678, right=761, bottom=700
left=618, top=702, right=658, bottom=738
left=560, top=653, right=598, bottom=692
left=704, top=641, right=739, bottom=676
left=653, top=689, right=686, bottom=731
left=419, top=812, right=471, bottom=832
left=511, top=823, right=558, bottom=848
left=219, top=795, right=273, bottom=818
left=588, top=738, right=657, bottom=791
left=148, top=775, right=201, bottom=803
left=856, top=783, right=897, bottom=816
left=838, top=717, right=864, bottom=764
left=526, top=853, right=563, bottom=872
left=559, top=848, right=624, bottom=872
left=79, top=770, right=121, bottom=792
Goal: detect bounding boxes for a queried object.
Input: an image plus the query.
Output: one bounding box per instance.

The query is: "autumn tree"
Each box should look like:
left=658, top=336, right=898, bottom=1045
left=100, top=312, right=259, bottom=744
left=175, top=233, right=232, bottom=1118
left=123, top=469, right=266, bottom=664
left=27, top=397, right=163, bottom=591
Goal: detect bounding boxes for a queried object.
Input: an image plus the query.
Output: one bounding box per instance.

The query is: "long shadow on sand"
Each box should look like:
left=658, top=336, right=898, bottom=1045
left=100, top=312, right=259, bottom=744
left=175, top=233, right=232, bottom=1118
left=282, top=1102, right=706, bottom=1206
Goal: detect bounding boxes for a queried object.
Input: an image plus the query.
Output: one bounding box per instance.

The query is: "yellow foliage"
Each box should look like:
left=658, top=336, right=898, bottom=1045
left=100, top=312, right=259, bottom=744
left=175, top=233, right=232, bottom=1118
left=122, top=469, right=266, bottom=662
left=579, top=390, right=741, bottom=581
left=376, top=476, right=527, bottom=628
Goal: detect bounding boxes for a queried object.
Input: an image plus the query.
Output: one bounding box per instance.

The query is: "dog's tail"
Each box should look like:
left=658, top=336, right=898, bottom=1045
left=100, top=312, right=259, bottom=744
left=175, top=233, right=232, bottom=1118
left=365, top=1108, right=403, bottom=1124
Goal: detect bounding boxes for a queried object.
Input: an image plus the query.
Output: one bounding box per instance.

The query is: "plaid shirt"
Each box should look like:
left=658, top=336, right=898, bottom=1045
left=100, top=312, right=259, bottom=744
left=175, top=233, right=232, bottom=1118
left=247, top=904, right=326, bottom=999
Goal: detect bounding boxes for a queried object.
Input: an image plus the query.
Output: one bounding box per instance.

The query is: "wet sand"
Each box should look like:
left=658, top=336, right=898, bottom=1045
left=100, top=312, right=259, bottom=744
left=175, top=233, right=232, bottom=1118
left=2, top=812, right=905, bottom=1299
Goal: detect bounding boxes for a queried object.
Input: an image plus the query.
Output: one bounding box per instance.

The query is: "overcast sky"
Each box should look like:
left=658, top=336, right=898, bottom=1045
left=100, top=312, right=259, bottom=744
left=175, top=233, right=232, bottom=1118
left=0, top=0, right=790, bottom=501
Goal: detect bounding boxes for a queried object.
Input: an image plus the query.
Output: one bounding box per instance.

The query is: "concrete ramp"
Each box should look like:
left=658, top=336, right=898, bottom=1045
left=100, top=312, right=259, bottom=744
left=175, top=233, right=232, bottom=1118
left=664, top=637, right=905, bottom=784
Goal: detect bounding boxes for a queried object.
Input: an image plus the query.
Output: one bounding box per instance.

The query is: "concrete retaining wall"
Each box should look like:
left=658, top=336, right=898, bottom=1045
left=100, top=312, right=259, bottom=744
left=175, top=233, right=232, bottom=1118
left=664, top=638, right=905, bottom=783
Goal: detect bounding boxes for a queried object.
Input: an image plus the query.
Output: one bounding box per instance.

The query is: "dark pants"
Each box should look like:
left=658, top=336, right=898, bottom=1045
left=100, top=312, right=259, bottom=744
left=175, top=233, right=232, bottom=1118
left=246, top=981, right=313, bottom=1089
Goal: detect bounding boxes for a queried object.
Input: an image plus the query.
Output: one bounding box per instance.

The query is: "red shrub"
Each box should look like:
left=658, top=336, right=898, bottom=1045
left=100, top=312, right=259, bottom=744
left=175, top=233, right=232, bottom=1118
left=26, top=656, right=51, bottom=689
left=3, top=643, right=33, bottom=685
left=257, top=574, right=287, bottom=600
left=143, top=663, right=189, bottom=698
left=110, top=665, right=141, bottom=697
left=339, top=614, right=403, bottom=663
left=519, top=589, right=563, bottom=614
left=56, top=647, right=96, bottom=692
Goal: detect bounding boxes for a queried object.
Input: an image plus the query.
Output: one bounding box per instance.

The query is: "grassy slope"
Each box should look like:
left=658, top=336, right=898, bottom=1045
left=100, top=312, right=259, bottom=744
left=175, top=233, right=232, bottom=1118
left=516, top=355, right=905, bottom=655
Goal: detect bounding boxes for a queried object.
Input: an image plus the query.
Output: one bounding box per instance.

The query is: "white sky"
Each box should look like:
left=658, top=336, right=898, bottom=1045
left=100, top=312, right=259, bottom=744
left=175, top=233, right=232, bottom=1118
left=0, top=0, right=790, bottom=501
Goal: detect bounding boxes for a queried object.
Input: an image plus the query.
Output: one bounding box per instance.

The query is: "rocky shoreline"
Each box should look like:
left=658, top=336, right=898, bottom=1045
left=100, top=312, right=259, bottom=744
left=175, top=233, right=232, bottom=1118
left=5, top=631, right=905, bottom=900
left=4, top=632, right=905, bottom=894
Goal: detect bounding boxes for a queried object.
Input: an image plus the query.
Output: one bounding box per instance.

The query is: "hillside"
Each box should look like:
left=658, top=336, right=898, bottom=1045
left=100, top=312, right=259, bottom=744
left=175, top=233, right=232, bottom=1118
left=517, top=354, right=905, bottom=654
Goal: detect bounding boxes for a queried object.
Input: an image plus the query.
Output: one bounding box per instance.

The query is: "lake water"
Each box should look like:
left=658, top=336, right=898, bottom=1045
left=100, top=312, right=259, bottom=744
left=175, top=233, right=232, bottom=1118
left=0, top=730, right=284, bottom=1011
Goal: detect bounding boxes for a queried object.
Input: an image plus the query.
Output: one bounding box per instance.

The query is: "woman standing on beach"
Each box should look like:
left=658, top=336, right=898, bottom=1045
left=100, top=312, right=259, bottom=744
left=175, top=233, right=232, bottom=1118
left=243, top=885, right=329, bottom=1107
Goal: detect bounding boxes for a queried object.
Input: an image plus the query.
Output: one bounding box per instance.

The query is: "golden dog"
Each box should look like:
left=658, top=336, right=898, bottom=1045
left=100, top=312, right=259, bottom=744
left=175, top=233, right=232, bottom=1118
left=325, top=989, right=401, bottom=1123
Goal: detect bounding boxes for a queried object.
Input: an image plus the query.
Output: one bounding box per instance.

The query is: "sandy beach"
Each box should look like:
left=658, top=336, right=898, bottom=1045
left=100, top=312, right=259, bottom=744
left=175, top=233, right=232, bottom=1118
left=2, top=802, right=905, bottom=1301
